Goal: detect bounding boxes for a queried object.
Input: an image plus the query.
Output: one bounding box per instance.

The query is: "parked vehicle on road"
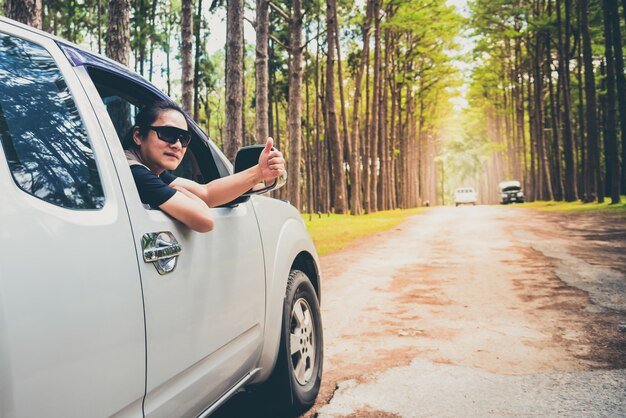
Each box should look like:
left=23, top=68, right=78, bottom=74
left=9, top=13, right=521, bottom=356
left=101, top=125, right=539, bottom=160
left=0, top=17, right=323, bottom=418
left=454, top=187, right=477, bottom=206
left=499, top=180, right=525, bottom=204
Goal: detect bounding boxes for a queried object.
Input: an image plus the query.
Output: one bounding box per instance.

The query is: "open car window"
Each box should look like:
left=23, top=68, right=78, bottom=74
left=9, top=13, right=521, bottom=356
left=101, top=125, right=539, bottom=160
left=85, top=67, right=226, bottom=185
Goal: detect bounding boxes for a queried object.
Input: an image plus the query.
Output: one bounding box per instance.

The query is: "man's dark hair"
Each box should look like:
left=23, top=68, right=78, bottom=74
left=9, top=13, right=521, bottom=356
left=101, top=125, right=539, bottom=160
left=123, top=100, right=188, bottom=150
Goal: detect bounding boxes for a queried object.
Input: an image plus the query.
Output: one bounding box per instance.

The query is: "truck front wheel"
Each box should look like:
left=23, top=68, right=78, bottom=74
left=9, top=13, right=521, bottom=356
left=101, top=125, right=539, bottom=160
left=269, top=269, right=323, bottom=416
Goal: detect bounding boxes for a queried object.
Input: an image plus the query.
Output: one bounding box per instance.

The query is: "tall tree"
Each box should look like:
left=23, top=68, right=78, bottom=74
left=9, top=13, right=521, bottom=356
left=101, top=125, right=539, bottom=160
left=581, top=0, right=601, bottom=202
left=326, top=0, right=347, bottom=213
left=193, top=0, right=204, bottom=121
left=610, top=0, right=626, bottom=196
left=332, top=0, right=352, bottom=212
left=287, top=0, right=304, bottom=209
left=181, top=0, right=194, bottom=114
left=225, top=0, right=244, bottom=161
left=369, top=0, right=381, bottom=212
left=255, top=0, right=269, bottom=144
left=347, top=0, right=373, bottom=215
left=556, top=0, right=577, bottom=201
left=601, top=0, right=621, bottom=203
left=106, top=0, right=131, bottom=138
left=106, top=0, right=131, bottom=66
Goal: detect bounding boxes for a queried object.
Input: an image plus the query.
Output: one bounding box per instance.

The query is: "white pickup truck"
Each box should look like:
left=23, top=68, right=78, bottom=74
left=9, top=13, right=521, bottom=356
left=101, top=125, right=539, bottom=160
left=0, top=17, right=322, bottom=418
left=454, top=187, right=477, bottom=206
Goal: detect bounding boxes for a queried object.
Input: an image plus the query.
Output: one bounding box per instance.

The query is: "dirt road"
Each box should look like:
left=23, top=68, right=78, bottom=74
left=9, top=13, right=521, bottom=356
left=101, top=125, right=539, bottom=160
left=217, top=205, right=626, bottom=417
left=313, top=205, right=626, bottom=417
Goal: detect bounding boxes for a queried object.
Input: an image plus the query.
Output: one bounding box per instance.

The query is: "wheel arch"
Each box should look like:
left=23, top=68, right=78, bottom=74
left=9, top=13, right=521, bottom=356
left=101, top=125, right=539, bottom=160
left=291, top=251, right=321, bottom=303
left=251, top=214, right=321, bottom=384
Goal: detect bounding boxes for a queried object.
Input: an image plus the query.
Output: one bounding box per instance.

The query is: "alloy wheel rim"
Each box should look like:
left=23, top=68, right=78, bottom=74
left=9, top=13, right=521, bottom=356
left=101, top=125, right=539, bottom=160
left=289, top=297, right=315, bottom=385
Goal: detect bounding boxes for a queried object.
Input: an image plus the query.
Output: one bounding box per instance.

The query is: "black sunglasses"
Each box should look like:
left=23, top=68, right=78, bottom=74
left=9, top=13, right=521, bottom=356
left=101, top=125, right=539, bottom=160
left=148, top=126, right=191, bottom=147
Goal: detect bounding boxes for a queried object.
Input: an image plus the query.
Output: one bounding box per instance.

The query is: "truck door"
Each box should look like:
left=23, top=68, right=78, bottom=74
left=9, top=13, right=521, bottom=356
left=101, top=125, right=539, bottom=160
left=76, top=68, right=266, bottom=418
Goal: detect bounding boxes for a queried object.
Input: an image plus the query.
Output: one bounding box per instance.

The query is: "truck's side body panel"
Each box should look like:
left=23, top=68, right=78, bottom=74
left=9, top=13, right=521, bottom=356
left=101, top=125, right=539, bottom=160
left=0, top=21, right=145, bottom=418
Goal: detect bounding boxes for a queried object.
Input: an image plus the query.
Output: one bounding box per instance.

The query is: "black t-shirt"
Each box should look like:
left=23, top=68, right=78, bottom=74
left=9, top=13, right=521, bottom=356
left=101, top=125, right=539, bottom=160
left=130, top=165, right=178, bottom=208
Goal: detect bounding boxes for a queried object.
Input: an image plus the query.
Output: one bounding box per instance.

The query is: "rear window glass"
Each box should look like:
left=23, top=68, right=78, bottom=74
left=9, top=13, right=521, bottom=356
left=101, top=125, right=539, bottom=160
left=0, top=33, right=104, bottom=209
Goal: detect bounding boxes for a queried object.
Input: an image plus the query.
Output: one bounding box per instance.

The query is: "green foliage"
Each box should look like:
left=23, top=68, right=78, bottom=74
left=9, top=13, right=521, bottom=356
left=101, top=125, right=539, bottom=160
left=303, top=208, right=428, bottom=255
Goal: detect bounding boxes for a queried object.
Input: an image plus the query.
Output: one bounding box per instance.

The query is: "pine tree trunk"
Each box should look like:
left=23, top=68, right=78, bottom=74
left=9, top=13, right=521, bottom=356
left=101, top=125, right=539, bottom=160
left=287, top=0, right=304, bottom=210
left=388, top=42, right=398, bottom=209
left=305, top=46, right=314, bottom=213
left=166, top=29, right=172, bottom=96
left=556, top=0, right=577, bottom=200
left=405, top=84, right=412, bottom=206
left=576, top=36, right=587, bottom=199
left=369, top=0, right=381, bottom=212
left=106, top=0, right=130, bottom=66
left=268, top=41, right=275, bottom=139
left=138, top=0, right=146, bottom=76
left=599, top=61, right=608, bottom=203
left=97, top=0, right=102, bottom=54
left=378, top=27, right=391, bottom=210
left=609, top=0, right=626, bottom=197
left=331, top=0, right=352, bottom=212
left=347, top=0, right=372, bottom=215
left=314, top=31, right=322, bottom=213
left=255, top=0, right=269, bottom=145
left=514, top=35, right=525, bottom=183
left=224, top=0, right=244, bottom=161
left=362, top=5, right=372, bottom=213
left=4, top=0, right=42, bottom=28
left=505, top=39, right=518, bottom=183
left=181, top=0, right=194, bottom=114
left=543, top=4, right=562, bottom=201
left=548, top=57, right=563, bottom=200
left=581, top=0, right=600, bottom=202
left=527, top=33, right=537, bottom=201
left=148, top=0, right=158, bottom=81
left=326, top=0, right=347, bottom=213
left=106, top=0, right=131, bottom=138
left=193, top=0, right=203, bottom=122
left=533, top=28, right=552, bottom=200
left=204, top=93, right=211, bottom=135
left=601, top=1, right=621, bottom=203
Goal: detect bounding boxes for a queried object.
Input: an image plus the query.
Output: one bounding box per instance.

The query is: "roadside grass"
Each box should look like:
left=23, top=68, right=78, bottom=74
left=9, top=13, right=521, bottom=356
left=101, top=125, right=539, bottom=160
left=303, top=208, right=428, bottom=256
left=519, top=196, right=626, bottom=214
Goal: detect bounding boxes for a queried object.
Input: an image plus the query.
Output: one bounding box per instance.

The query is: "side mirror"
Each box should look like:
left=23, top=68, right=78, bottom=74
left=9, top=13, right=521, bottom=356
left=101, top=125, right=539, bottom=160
left=234, top=144, right=287, bottom=195
left=221, top=144, right=287, bottom=207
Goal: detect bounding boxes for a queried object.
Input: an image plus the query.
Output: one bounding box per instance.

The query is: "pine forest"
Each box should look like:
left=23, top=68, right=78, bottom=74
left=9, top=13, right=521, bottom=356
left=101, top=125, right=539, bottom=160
left=3, top=0, right=626, bottom=212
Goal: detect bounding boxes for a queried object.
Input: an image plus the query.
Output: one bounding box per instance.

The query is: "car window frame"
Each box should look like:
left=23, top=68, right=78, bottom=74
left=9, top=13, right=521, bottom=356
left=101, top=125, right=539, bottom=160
left=83, top=66, right=228, bottom=186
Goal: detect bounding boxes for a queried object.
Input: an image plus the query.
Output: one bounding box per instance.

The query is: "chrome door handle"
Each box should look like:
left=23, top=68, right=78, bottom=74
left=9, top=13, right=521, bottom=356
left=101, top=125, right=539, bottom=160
left=143, top=240, right=182, bottom=261
left=142, top=232, right=182, bottom=275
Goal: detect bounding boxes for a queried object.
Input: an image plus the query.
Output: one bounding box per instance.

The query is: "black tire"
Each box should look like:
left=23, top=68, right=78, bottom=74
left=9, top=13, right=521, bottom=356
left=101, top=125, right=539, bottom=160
left=264, top=269, right=323, bottom=416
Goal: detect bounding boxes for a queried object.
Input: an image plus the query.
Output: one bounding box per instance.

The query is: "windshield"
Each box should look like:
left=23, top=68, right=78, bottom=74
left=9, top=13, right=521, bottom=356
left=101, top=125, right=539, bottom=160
left=502, top=186, right=521, bottom=193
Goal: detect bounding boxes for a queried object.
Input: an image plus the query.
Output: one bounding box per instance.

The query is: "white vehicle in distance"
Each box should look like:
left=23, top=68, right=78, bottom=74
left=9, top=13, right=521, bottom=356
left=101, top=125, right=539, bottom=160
left=499, top=180, right=525, bottom=204
left=454, top=187, right=477, bottom=206
left=0, top=16, right=323, bottom=418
